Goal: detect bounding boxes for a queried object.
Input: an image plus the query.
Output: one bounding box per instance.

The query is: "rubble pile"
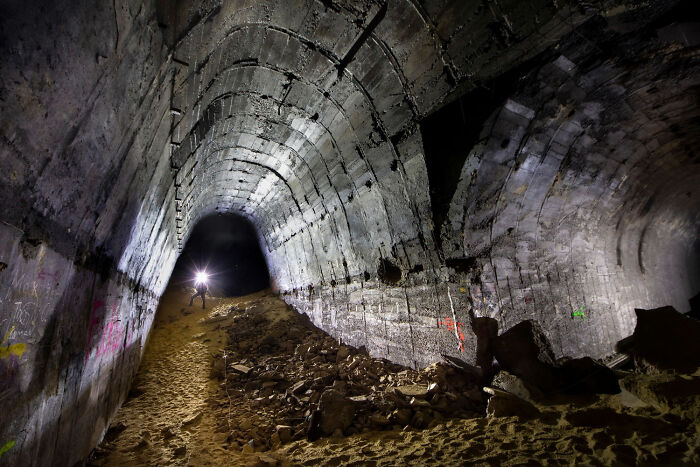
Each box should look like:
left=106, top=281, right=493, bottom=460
left=211, top=302, right=485, bottom=451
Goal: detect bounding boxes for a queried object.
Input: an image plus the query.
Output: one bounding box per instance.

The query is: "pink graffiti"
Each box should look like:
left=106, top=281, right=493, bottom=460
left=437, top=317, right=466, bottom=352
left=85, top=300, right=124, bottom=362
left=37, top=269, right=60, bottom=282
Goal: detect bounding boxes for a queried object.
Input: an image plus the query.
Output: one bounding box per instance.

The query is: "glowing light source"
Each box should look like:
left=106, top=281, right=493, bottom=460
left=195, top=271, right=209, bottom=284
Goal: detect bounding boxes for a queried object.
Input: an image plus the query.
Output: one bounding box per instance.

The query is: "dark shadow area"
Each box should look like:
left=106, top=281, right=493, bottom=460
left=170, top=213, right=270, bottom=296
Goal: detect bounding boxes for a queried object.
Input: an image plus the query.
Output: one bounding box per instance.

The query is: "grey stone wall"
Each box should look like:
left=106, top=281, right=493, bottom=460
left=440, top=36, right=700, bottom=359
left=0, top=1, right=697, bottom=465
left=0, top=1, right=177, bottom=465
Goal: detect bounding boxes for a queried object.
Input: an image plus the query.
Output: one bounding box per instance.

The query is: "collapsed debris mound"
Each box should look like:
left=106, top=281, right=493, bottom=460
left=212, top=301, right=485, bottom=451
left=616, top=306, right=700, bottom=374
left=492, top=319, right=620, bottom=398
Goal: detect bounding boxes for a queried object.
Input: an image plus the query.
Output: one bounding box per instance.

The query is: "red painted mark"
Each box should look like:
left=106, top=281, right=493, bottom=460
left=37, top=269, right=60, bottom=282
left=437, top=317, right=466, bottom=352
left=85, top=300, right=124, bottom=362
left=524, top=294, right=533, bottom=304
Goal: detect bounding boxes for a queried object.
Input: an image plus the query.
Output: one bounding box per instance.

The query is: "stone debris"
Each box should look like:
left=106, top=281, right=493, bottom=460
left=616, top=306, right=700, bottom=374
left=493, top=320, right=620, bottom=397
left=208, top=297, right=699, bottom=458
left=182, top=412, right=202, bottom=427
left=493, top=320, right=559, bottom=393
left=215, top=301, right=486, bottom=450
left=484, top=386, right=540, bottom=420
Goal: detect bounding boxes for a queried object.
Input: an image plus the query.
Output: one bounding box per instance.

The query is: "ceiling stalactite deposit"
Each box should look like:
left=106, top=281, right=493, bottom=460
left=0, top=0, right=698, bottom=465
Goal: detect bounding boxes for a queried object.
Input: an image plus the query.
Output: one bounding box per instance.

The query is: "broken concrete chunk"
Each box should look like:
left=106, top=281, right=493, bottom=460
left=395, top=384, right=429, bottom=398
left=275, top=425, right=294, bottom=443
left=318, top=389, right=355, bottom=436
left=232, top=364, right=253, bottom=375
left=617, top=306, right=700, bottom=374
left=484, top=386, right=540, bottom=420
left=492, top=370, right=540, bottom=403
left=493, top=320, right=559, bottom=392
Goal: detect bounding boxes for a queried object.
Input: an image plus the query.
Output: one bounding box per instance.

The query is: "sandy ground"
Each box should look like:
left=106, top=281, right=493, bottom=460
left=89, top=288, right=259, bottom=466
left=90, top=287, right=700, bottom=466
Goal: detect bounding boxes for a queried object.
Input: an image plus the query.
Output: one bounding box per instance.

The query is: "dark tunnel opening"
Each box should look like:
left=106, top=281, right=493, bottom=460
left=169, top=213, right=270, bottom=297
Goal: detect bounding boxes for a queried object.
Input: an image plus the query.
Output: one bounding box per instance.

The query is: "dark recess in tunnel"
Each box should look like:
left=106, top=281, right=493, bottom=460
left=419, top=57, right=539, bottom=250
left=170, top=213, right=270, bottom=296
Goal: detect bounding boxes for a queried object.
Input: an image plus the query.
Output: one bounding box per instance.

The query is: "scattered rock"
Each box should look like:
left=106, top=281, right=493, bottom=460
left=256, top=454, right=278, bottom=466
left=493, top=320, right=559, bottom=393
left=336, top=346, right=350, bottom=362
left=182, top=412, right=202, bottom=427
left=369, top=414, right=390, bottom=427
left=307, top=410, right=322, bottom=441
left=275, top=425, right=293, bottom=443
left=616, top=306, right=700, bottom=374
left=472, top=316, right=499, bottom=380
left=172, top=445, right=187, bottom=457
left=395, top=384, right=429, bottom=399
left=161, top=426, right=176, bottom=439
left=103, top=422, right=127, bottom=442
left=556, top=357, right=620, bottom=395
left=232, top=364, right=253, bottom=375
left=289, top=380, right=307, bottom=394
left=210, top=358, right=225, bottom=379
left=491, top=370, right=540, bottom=403
left=318, top=389, right=355, bottom=436
left=484, top=386, right=540, bottom=420
left=388, top=408, right=412, bottom=426
left=259, top=370, right=282, bottom=381
left=619, top=371, right=700, bottom=421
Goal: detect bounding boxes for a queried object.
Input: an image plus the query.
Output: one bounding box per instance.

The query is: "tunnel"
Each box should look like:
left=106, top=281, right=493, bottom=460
left=0, top=0, right=698, bottom=465
left=170, top=213, right=270, bottom=296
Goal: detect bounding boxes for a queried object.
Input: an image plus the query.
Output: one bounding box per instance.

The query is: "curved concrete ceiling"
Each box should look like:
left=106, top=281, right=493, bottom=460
left=0, top=1, right=698, bottom=464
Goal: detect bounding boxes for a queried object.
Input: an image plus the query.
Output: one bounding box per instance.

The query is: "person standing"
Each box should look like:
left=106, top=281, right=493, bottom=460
left=189, top=280, right=208, bottom=309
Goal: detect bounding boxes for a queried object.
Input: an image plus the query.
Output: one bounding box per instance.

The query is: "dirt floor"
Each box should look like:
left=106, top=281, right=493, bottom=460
left=89, top=288, right=700, bottom=466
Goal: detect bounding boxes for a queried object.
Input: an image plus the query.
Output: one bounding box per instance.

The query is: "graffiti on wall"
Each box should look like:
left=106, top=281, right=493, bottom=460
left=37, top=269, right=60, bottom=282
left=85, top=299, right=130, bottom=362
left=0, top=326, right=27, bottom=360
left=0, top=440, right=15, bottom=461
left=573, top=306, right=585, bottom=321
left=437, top=317, right=466, bottom=352
left=0, top=325, right=26, bottom=393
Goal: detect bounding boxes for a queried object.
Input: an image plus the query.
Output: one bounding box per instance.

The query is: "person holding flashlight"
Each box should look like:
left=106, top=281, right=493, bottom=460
left=189, top=271, right=209, bottom=309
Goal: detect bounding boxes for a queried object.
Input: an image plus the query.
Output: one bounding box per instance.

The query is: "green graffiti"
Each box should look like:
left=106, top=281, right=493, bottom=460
left=573, top=306, right=585, bottom=320
left=0, top=440, right=15, bottom=459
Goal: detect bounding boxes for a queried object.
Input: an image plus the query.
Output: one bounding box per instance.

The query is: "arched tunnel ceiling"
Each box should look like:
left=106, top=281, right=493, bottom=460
left=164, top=0, right=605, bottom=287
left=0, top=1, right=698, bottom=464
left=152, top=1, right=699, bottom=362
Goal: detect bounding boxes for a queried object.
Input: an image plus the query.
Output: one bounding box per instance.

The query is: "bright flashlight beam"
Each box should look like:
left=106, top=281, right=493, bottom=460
left=195, top=271, right=209, bottom=284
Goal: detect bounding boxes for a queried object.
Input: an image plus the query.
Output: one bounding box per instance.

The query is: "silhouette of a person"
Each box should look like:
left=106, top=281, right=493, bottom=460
left=189, top=281, right=208, bottom=309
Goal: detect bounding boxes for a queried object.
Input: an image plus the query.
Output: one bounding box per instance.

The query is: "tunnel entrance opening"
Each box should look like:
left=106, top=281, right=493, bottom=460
left=169, top=213, right=270, bottom=297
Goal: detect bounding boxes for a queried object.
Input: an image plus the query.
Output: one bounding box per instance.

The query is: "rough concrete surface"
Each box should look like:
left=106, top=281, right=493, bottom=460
left=0, top=0, right=698, bottom=465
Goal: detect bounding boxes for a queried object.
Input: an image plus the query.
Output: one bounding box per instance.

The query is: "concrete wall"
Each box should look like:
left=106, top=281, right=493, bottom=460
left=0, top=0, right=697, bottom=465
left=439, top=35, right=700, bottom=358
left=0, top=1, right=177, bottom=464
